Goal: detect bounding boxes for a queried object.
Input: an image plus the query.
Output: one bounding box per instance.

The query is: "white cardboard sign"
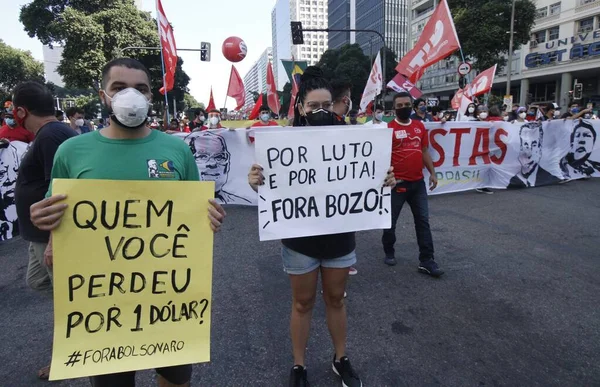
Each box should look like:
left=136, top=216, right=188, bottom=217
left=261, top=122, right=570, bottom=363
left=254, top=126, right=393, bottom=241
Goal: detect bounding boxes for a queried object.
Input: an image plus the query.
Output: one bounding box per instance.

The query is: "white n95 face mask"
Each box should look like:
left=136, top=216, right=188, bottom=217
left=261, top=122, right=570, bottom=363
left=105, top=88, right=151, bottom=128
left=75, top=119, right=85, bottom=127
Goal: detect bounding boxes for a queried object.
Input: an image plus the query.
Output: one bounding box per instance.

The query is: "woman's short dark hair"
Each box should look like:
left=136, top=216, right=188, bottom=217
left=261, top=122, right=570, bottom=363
left=293, top=66, right=332, bottom=127
left=12, top=81, right=55, bottom=117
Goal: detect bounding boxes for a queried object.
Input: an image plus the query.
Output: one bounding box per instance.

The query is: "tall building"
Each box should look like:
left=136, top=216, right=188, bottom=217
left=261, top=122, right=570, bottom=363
left=242, top=48, right=273, bottom=111
left=43, top=45, right=65, bottom=87
left=413, top=0, right=600, bottom=110
left=272, top=0, right=329, bottom=89
left=328, top=0, right=409, bottom=59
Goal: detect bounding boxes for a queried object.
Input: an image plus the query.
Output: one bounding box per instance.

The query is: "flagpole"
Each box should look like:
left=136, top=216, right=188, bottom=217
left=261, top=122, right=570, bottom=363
left=155, top=0, right=170, bottom=123
left=224, top=65, right=233, bottom=111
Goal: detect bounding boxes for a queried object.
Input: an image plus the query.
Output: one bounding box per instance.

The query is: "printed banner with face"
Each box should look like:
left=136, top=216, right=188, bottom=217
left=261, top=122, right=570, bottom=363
left=49, top=179, right=214, bottom=380
left=0, top=141, right=28, bottom=241
left=254, top=126, right=393, bottom=241
left=172, top=130, right=258, bottom=206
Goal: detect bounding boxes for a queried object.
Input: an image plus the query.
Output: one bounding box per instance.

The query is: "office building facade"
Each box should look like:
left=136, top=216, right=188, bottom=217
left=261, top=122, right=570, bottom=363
left=328, top=0, right=409, bottom=60
left=272, top=0, right=329, bottom=89
left=242, top=48, right=273, bottom=111
left=413, top=0, right=600, bottom=110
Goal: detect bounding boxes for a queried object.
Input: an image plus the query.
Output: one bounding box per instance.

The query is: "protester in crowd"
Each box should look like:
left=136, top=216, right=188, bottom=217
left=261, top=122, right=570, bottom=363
left=248, top=66, right=395, bottom=387
left=11, top=81, right=76, bottom=380
left=431, top=105, right=443, bottom=122
left=507, top=104, right=519, bottom=121
left=331, top=80, right=352, bottom=120
left=55, top=110, right=64, bottom=122
left=411, top=98, right=433, bottom=122
left=251, top=106, right=279, bottom=128
left=540, top=103, right=560, bottom=121
left=383, top=92, right=443, bottom=277
left=189, top=108, right=206, bottom=130
left=65, top=107, right=90, bottom=134
left=526, top=106, right=538, bottom=121
left=561, top=101, right=593, bottom=120
left=488, top=105, right=504, bottom=121
left=28, top=58, right=225, bottom=387
left=201, top=109, right=224, bottom=130
left=476, top=105, right=489, bottom=121
left=461, top=102, right=478, bottom=121
left=371, top=104, right=385, bottom=125
left=348, top=109, right=359, bottom=125
left=181, top=117, right=191, bottom=132
left=0, top=105, right=35, bottom=143
left=168, top=118, right=180, bottom=131
left=512, top=107, right=528, bottom=123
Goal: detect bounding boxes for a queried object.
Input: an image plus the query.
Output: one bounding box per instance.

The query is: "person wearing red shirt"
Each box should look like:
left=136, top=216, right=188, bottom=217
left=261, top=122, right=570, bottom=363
left=0, top=107, right=35, bottom=143
left=200, top=109, right=224, bottom=130
left=383, top=92, right=444, bottom=277
left=249, top=106, right=279, bottom=143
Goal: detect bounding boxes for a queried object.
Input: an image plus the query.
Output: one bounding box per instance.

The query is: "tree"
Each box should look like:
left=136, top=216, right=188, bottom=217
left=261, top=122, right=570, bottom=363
left=0, top=40, right=44, bottom=102
left=74, top=94, right=101, bottom=118
left=20, top=0, right=190, bottom=113
left=182, top=93, right=201, bottom=111
left=317, top=44, right=371, bottom=107
left=449, top=0, right=536, bottom=71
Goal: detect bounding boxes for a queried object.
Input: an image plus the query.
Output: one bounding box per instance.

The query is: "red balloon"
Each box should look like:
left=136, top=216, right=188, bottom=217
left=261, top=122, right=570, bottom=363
left=222, top=36, right=247, bottom=63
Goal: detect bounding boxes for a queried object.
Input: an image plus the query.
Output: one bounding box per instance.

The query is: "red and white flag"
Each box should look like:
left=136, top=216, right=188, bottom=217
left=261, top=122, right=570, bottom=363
left=387, top=73, right=423, bottom=99
left=206, top=87, right=216, bottom=111
left=464, top=64, right=497, bottom=98
left=227, top=65, right=245, bottom=111
left=156, top=0, right=178, bottom=94
left=455, top=94, right=473, bottom=121
left=266, top=61, right=280, bottom=115
left=248, top=94, right=263, bottom=120
left=395, top=0, right=460, bottom=83
left=359, top=51, right=383, bottom=113
left=451, top=88, right=464, bottom=110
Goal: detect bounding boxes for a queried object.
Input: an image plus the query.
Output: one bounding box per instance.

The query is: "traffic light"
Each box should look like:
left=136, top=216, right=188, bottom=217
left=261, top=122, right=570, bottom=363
left=574, top=83, right=583, bottom=100
left=291, top=21, right=304, bottom=45
left=201, top=42, right=211, bottom=62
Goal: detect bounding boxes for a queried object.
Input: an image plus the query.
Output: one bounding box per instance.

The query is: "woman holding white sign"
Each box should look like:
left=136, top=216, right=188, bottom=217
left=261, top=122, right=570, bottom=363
left=249, top=67, right=395, bottom=387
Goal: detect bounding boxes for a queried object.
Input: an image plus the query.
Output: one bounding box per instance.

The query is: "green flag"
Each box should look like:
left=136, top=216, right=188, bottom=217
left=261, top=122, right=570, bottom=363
left=281, top=60, right=308, bottom=84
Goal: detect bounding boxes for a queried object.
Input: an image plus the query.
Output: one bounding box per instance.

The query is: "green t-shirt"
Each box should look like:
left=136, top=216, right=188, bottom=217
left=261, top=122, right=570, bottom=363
left=49, top=129, right=199, bottom=193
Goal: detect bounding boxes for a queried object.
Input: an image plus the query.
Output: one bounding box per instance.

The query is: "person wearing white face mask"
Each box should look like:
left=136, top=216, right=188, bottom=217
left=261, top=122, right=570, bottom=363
left=27, top=58, right=225, bottom=387
left=65, top=107, right=90, bottom=135
left=249, top=105, right=279, bottom=143
left=371, top=104, right=386, bottom=126
left=513, top=107, right=528, bottom=123
left=201, top=109, right=225, bottom=130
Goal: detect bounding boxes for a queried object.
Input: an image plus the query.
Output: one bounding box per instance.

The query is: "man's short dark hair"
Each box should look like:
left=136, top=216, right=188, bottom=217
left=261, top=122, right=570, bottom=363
left=393, top=92, right=412, bottom=105
left=101, top=58, right=152, bottom=89
left=413, top=98, right=425, bottom=108
left=259, top=105, right=271, bottom=113
left=194, top=108, right=206, bottom=116
left=65, top=107, right=84, bottom=119
left=55, top=110, right=64, bottom=118
left=12, top=82, right=55, bottom=117
left=569, top=101, right=579, bottom=108
left=331, top=80, right=352, bottom=102
left=374, top=104, right=384, bottom=111
left=209, top=109, right=220, bottom=114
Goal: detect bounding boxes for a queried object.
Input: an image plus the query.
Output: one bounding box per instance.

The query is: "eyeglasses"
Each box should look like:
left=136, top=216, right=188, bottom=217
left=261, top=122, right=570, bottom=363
left=194, top=152, right=229, bottom=165
left=304, top=101, right=333, bottom=110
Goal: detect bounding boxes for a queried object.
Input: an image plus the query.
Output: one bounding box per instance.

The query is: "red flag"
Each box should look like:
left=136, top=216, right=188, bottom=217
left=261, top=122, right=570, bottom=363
left=387, top=73, right=423, bottom=99
left=227, top=65, right=245, bottom=111
left=266, top=62, right=280, bottom=115
left=451, top=88, right=464, bottom=110
left=464, top=64, right=497, bottom=98
left=206, top=87, right=216, bottom=111
left=249, top=94, right=263, bottom=120
left=395, top=0, right=460, bottom=83
left=157, top=0, right=177, bottom=94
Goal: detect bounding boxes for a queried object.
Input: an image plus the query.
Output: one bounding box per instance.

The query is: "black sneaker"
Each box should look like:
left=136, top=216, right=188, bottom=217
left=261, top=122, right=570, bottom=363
left=418, top=259, right=444, bottom=277
left=289, top=365, right=310, bottom=387
left=476, top=188, right=494, bottom=194
left=332, top=355, right=362, bottom=387
left=384, top=255, right=397, bottom=266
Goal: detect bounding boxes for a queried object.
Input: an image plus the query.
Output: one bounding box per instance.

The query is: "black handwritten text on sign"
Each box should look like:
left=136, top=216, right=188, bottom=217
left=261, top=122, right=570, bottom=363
left=254, top=126, right=393, bottom=241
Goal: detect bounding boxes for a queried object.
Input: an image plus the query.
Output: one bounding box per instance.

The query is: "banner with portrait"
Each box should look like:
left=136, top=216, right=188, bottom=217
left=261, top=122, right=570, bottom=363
left=0, top=140, right=28, bottom=241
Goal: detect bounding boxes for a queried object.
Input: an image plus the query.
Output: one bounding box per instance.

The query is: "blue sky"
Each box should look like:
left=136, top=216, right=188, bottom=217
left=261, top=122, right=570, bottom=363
left=4, top=0, right=276, bottom=109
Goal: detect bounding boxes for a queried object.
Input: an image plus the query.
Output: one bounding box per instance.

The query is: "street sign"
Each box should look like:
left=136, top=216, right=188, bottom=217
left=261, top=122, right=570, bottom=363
left=458, top=76, right=467, bottom=89
left=458, top=62, right=472, bottom=76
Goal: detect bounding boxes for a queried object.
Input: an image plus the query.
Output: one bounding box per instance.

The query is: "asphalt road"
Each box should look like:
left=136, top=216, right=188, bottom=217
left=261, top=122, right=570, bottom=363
left=1, top=180, right=599, bottom=387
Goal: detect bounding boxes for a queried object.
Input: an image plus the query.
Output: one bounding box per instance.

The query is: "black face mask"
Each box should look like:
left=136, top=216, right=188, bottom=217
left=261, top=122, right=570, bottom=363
left=305, top=108, right=336, bottom=126
left=395, top=107, right=412, bottom=120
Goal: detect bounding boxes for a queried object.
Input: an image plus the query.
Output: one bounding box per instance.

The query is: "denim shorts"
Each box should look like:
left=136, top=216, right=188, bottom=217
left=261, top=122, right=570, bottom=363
left=281, top=246, right=357, bottom=275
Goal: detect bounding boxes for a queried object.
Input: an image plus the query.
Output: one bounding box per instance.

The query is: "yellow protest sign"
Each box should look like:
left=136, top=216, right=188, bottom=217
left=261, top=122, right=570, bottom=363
left=49, top=179, right=214, bottom=381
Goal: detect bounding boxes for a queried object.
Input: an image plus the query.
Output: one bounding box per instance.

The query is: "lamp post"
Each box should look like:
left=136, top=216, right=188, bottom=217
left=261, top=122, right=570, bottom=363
left=505, top=0, right=516, bottom=97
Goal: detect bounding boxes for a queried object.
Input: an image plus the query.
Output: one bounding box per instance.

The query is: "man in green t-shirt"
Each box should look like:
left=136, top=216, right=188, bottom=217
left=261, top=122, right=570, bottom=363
left=29, top=58, right=226, bottom=387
